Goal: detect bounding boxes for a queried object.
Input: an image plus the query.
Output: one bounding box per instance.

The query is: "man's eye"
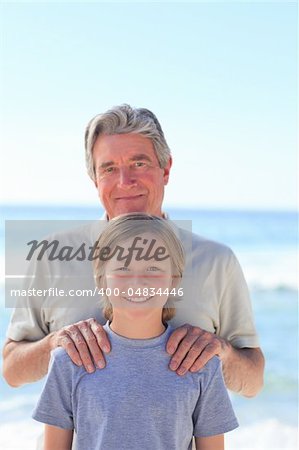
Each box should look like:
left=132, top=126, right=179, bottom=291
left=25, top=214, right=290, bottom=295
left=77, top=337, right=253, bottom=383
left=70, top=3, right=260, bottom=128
left=105, top=166, right=116, bottom=173
left=98, top=167, right=116, bottom=178
left=134, top=161, right=147, bottom=168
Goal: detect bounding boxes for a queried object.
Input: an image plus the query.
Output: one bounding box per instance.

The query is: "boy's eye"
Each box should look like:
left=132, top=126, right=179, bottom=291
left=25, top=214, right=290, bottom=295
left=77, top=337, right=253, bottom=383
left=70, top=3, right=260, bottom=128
left=115, top=267, right=129, bottom=272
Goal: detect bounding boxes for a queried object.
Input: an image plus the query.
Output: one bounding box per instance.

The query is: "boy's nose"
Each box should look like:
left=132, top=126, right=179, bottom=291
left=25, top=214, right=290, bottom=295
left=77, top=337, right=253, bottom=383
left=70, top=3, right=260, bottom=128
left=127, top=273, right=149, bottom=287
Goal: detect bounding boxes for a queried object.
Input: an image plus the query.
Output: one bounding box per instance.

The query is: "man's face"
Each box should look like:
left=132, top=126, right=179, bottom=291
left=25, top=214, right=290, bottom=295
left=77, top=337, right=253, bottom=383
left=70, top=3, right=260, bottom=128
left=93, top=134, right=172, bottom=219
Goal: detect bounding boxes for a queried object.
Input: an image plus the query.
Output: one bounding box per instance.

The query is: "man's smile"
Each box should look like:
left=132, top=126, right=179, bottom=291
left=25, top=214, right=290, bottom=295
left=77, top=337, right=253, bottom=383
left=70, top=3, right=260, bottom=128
left=114, top=194, right=146, bottom=200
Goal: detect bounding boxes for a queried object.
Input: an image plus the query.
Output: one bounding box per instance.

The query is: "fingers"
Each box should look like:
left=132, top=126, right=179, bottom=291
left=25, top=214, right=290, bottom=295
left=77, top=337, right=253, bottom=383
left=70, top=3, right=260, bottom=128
left=189, top=343, right=219, bottom=373
left=167, top=325, right=221, bottom=376
left=57, top=334, right=82, bottom=367
left=79, top=325, right=105, bottom=370
left=56, top=319, right=109, bottom=373
left=89, top=319, right=111, bottom=353
left=168, top=326, right=201, bottom=372
left=166, top=324, right=190, bottom=355
left=65, top=325, right=96, bottom=373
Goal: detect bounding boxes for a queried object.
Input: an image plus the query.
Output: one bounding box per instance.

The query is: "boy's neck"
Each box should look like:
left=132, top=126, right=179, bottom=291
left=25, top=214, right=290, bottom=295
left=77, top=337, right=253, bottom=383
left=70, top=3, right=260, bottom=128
left=110, top=310, right=166, bottom=339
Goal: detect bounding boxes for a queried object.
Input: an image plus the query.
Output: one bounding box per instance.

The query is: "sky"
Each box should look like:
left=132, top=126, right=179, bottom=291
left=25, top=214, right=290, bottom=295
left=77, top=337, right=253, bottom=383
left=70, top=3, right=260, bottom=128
left=0, top=1, right=297, bottom=211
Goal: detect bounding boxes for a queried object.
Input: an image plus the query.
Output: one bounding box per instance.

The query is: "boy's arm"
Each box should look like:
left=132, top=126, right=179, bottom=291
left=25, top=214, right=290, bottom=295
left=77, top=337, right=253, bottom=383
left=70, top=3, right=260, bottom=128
left=44, top=424, right=73, bottom=450
left=195, top=434, right=224, bottom=450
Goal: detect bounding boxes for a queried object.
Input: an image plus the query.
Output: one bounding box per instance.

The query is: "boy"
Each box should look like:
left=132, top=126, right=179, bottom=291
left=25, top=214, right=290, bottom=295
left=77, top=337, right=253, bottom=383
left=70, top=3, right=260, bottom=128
left=32, top=213, right=238, bottom=450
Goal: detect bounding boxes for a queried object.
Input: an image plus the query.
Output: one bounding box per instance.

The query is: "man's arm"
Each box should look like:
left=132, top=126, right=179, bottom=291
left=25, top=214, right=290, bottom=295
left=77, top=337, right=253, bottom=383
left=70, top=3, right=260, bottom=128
left=44, top=425, right=73, bottom=450
left=2, top=318, right=111, bottom=387
left=166, top=325, right=265, bottom=397
left=3, top=335, right=54, bottom=387
left=218, top=342, right=264, bottom=397
left=195, top=435, right=224, bottom=450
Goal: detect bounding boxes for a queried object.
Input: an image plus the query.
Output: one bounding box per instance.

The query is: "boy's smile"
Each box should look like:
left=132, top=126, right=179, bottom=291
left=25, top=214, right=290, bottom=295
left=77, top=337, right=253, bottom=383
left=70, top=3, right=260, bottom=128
left=122, top=294, right=154, bottom=304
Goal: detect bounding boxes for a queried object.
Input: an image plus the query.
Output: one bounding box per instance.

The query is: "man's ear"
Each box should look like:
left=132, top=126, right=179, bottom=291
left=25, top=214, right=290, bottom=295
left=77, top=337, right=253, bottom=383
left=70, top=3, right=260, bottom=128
left=163, top=157, right=172, bottom=185
left=88, top=166, right=98, bottom=188
left=91, top=173, right=98, bottom=188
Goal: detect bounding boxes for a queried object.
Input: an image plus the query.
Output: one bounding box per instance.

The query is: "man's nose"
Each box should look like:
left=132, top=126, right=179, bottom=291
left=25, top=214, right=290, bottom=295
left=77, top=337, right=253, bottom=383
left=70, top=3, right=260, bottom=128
left=118, top=166, right=136, bottom=187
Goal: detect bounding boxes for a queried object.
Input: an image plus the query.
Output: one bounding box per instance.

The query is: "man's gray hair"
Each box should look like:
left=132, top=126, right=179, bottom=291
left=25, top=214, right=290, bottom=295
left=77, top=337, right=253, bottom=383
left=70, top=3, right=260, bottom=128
left=85, top=104, right=171, bottom=180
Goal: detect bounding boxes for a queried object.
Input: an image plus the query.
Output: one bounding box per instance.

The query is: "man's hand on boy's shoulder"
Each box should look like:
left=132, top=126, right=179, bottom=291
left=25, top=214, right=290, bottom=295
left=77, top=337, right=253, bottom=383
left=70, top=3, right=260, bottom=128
left=50, top=318, right=111, bottom=373
left=166, top=324, right=226, bottom=376
left=52, top=320, right=225, bottom=377
left=167, top=324, right=265, bottom=396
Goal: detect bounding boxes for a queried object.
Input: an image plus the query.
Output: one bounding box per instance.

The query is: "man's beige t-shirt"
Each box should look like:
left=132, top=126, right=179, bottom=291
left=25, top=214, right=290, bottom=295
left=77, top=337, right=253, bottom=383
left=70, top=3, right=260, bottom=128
left=6, top=220, right=259, bottom=349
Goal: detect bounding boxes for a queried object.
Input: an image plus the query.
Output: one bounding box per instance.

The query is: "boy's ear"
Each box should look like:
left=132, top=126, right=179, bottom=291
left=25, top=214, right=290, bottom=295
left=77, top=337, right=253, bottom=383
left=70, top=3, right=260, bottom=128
left=96, top=274, right=106, bottom=291
left=100, top=275, right=107, bottom=291
left=171, top=275, right=181, bottom=289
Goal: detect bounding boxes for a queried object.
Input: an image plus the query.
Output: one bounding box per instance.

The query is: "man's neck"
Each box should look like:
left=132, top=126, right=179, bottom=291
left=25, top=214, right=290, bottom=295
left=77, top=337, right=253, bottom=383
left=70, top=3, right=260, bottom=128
left=110, top=310, right=165, bottom=339
left=104, top=211, right=168, bottom=221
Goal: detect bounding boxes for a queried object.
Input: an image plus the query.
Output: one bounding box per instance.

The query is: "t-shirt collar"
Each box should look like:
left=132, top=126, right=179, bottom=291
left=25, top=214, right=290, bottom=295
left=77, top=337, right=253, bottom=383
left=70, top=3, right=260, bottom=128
left=101, top=211, right=169, bottom=221
left=103, top=321, right=172, bottom=349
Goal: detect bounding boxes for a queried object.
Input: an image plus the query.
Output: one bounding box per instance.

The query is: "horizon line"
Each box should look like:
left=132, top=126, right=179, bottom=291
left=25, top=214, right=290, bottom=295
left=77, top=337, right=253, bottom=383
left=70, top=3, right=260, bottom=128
left=0, top=203, right=297, bottom=215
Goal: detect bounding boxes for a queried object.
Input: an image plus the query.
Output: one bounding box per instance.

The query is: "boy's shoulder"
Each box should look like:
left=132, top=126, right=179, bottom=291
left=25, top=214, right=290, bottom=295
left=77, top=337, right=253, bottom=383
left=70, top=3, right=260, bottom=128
left=191, top=355, right=222, bottom=387
left=48, top=347, right=88, bottom=385
left=50, top=347, right=80, bottom=373
left=51, top=346, right=71, bottom=361
left=203, top=355, right=221, bottom=371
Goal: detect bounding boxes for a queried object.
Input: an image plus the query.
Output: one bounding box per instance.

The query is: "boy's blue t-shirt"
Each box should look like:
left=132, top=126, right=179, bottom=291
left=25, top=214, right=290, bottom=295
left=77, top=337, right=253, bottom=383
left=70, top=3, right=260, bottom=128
left=32, top=323, right=238, bottom=450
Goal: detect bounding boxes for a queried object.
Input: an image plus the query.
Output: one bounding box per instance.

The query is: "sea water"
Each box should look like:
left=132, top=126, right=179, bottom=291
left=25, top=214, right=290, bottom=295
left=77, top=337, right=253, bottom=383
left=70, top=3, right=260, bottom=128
left=0, top=205, right=297, bottom=450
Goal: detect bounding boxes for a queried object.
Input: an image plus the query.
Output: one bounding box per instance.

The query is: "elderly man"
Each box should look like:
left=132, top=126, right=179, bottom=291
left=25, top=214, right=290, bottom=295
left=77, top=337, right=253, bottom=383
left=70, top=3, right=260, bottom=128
left=3, top=104, right=264, bottom=397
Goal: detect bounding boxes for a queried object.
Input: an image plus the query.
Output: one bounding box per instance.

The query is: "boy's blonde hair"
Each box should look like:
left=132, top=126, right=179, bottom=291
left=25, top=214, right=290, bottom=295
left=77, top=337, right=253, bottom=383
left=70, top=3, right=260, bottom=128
left=93, top=213, right=185, bottom=322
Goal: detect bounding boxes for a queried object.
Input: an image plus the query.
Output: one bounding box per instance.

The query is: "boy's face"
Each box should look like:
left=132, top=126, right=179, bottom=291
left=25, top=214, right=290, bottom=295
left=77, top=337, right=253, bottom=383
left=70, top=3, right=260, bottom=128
left=104, top=233, right=173, bottom=316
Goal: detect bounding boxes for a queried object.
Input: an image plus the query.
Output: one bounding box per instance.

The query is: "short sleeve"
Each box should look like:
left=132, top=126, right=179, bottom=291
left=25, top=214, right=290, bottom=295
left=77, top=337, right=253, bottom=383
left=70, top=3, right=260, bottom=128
left=193, top=357, right=238, bottom=437
left=218, top=251, right=259, bottom=348
left=32, top=348, right=74, bottom=430
left=6, top=256, right=51, bottom=341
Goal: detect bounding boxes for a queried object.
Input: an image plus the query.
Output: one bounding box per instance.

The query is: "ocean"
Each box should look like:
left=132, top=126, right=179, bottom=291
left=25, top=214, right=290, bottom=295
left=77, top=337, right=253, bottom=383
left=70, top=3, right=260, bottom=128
left=0, top=205, right=297, bottom=450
